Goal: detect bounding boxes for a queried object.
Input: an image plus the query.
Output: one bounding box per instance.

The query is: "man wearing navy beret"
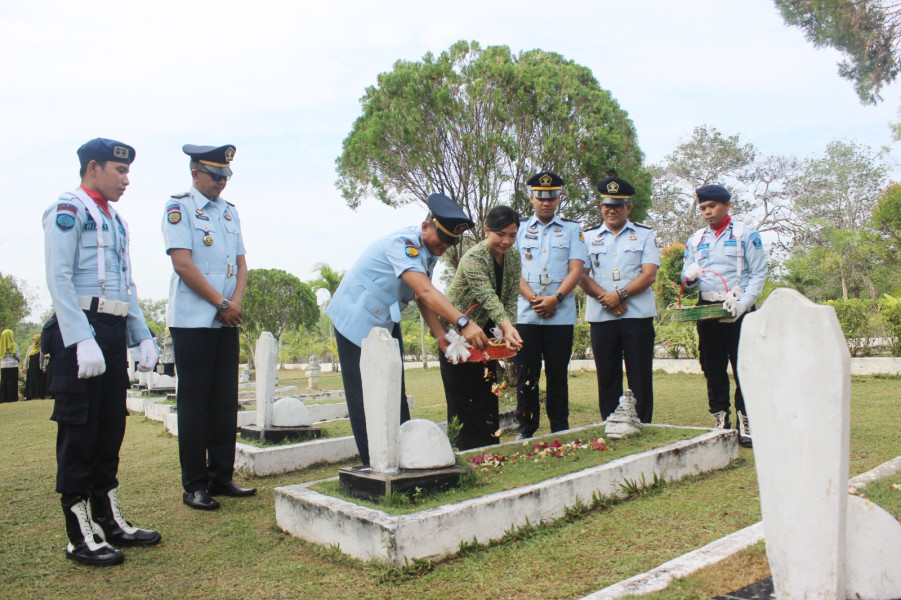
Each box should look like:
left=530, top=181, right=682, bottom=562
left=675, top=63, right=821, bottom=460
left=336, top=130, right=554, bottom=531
left=681, top=184, right=768, bottom=447
left=327, top=194, right=491, bottom=465
left=43, top=138, right=161, bottom=566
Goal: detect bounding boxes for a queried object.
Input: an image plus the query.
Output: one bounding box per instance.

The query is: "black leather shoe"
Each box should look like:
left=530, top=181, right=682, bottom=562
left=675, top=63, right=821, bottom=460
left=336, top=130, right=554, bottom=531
left=66, top=540, right=125, bottom=566
left=182, top=490, right=220, bottom=511
left=207, top=480, right=257, bottom=497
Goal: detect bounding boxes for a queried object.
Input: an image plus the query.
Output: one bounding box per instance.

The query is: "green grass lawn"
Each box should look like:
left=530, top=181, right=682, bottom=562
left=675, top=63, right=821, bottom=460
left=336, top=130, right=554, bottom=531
left=0, top=369, right=897, bottom=600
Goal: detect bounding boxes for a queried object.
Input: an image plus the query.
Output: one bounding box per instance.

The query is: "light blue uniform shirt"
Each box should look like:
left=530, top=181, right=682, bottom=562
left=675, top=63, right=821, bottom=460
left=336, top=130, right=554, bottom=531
left=43, top=189, right=151, bottom=348
left=162, top=186, right=245, bottom=328
left=584, top=220, right=660, bottom=323
left=516, top=215, right=589, bottom=325
left=327, top=226, right=438, bottom=347
left=681, top=220, right=768, bottom=308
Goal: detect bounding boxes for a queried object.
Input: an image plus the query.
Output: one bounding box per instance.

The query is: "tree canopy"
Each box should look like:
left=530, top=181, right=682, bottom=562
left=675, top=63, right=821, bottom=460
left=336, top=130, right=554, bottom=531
left=241, top=269, right=319, bottom=363
left=336, top=40, right=650, bottom=265
left=774, top=0, right=901, bottom=104
left=0, top=273, right=29, bottom=332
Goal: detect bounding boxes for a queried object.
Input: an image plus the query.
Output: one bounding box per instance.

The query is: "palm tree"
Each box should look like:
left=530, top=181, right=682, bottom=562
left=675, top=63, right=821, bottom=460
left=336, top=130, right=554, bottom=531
left=310, top=262, right=345, bottom=371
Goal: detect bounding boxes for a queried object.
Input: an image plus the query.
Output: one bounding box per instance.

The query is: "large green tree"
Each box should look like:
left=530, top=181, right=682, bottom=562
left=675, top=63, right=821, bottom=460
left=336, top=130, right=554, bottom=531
left=241, top=269, right=319, bottom=366
left=774, top=0, right=901, bottom=104
left=0, top=273, right=30, bottom=332
left=336, top=40, right=649, bottom=266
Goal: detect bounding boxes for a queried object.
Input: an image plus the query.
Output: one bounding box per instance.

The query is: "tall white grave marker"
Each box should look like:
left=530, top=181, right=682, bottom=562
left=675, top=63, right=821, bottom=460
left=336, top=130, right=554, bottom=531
left=256, top=332, right=278, bottom=429
left=738, top=288, right=901, bottom=600
left=361, top=328, right=402, bottom=474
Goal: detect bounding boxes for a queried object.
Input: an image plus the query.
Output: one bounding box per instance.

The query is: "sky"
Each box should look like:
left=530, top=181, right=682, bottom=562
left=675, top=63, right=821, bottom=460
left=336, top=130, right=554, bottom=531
left=2, top=0, right=901, bottom=320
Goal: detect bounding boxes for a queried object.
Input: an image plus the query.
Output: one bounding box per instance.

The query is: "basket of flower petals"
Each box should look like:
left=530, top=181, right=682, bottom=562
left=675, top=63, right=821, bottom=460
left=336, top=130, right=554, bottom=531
left=444, top=327, right=518, bottom=364
left=671, top=270, right=734, bottom=322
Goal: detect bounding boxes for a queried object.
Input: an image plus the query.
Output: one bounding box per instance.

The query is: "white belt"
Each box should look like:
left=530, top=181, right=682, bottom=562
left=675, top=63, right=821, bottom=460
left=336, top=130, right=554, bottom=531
left=77, top=296, right=129, bottom=317
left=700, top=292, right=727, bottom=302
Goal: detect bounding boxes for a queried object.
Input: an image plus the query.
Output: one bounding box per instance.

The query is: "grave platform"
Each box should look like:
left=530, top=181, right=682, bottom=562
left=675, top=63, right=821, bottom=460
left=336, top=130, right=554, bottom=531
left=338, top=464, right=468, bottom=502
left=238, top=424, right=323, bottom=444
left=275, top=425, right=736, bottom=567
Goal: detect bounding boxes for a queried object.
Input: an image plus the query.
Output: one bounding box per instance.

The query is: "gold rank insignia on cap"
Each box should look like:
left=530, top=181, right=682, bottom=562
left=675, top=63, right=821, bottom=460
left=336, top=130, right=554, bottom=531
left=113, top=146, right=130, bottom=160
left=539, top=174, right=553, bottom=187
left=224, top=147, right=235, bottom=162
left=606, top=180, right=620, bottom=194
left=454, top=223, right=468, bottom=235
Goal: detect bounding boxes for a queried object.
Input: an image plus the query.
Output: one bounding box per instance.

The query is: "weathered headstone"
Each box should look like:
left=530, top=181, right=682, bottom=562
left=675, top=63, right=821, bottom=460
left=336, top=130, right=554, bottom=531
left=256, top=332, right=278, bottom=429
left=240, top=365, right=251, bottom=383
left=306, top=354, right=321, bottom=391
left=399, top=419, right=455, bottom=469
left=362, top=328, right=402, bottom=474
left=271, top=397, right=312, bottom=427
left=738, top=288, right=901, bottom=600
left=604, top=389, right=642, bottom=439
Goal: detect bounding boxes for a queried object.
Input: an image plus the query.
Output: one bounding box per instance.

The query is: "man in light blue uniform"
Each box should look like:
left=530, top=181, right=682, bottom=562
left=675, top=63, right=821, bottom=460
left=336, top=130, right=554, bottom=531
left=515, top=172, right=589, bottom=439
left=681, top=184, right=767, bottom=446
left=163, top=143, right=254, bottom=511
left=43, top=138, right=160, bottom=566
left=327, top=194, right=491, bottom=465
left=580, top=177, right=659, bottom=423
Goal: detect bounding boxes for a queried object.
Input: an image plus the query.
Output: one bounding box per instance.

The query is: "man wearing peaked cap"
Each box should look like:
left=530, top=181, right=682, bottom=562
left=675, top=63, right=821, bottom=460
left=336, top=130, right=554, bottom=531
left=681, top=184, right=768, bottom=447
left=580, top=177, right=659, bottom=423
left=328, top=193, right=491, bottom=466
left=514, top=172, right=589, bottom=440
left=163, top=143, right=255, bottom=511
left=42, top=137, right=161, bottom=566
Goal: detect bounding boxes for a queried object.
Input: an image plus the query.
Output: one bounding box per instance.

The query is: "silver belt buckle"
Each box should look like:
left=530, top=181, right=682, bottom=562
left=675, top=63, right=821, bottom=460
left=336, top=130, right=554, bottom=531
left=538, top=273, right=550, bottom=286
left=97, top=297, right=107, bottom=313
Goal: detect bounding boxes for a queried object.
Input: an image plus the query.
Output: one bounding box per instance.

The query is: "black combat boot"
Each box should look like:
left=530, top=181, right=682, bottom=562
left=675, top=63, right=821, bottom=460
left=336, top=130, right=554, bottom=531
left=90, top=485, right=161, bottom=547
left=62, top=495, right=124, bottom=566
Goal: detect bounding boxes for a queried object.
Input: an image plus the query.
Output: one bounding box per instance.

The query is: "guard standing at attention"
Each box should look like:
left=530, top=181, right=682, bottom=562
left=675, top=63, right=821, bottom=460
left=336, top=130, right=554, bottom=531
left=43, top=138, right=161, bottom=566
left=580, top=177, right=659, bottom=423
left=327, top=194, right=491, bottom=466
left=514, top=172, right=589, bottom=439
left=163, top=144, right=255, bottom=511
left=681, top=184, right=767, bottom=447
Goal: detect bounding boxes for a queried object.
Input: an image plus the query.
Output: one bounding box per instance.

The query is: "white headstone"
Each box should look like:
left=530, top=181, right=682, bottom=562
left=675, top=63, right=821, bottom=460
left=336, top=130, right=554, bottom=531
left=361, top=328, right=402, bottom=474
left=151, top=374, right=176, bottom=390
left=271, top=397, right=312, bottom=427
left=399, top=419, right=455, bottom=469
left=256, top=332, right=278, bottom=429
left=738, top=288, right=901, bottom=600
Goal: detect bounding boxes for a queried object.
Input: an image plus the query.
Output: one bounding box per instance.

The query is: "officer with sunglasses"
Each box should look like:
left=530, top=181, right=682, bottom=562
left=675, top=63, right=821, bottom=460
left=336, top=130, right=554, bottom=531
left=327, top=193, right=491, bottom=465
left=162, top=144, right=255, bottom=511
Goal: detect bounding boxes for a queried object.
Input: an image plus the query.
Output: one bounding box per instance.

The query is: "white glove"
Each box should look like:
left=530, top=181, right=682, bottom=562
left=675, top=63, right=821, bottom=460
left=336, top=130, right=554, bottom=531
left=722, top=299, right=748, bottom=320
left=76, top=338, right=106, bottom=379
left=724, top=286, right=744, bottom=303
left=684, top=262, right=702, bottom=282
left=443, top=330, right=471, bottom=365
left=137, top=338, right=159, bottom=372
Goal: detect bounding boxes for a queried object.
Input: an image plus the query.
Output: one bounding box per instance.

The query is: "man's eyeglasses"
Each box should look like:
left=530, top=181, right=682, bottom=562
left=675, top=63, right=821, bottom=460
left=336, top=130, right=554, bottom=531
left=196, top=168, right=230, bottom=183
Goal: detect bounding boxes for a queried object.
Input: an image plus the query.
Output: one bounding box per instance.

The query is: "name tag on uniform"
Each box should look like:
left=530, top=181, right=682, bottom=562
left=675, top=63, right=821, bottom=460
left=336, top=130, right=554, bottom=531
left=724, top=239, right=737, bottom=247
left=698, top=243, right=710, bottom=250
left=195, top=214, right=210, bottom=221
left=524, top=233, right=538, bottom=240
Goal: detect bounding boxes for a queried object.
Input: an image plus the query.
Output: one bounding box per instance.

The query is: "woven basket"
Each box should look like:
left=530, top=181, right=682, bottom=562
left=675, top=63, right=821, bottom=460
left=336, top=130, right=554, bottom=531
left=671, top=270, right=733, bottom=322
left=463, top=343, right=517, bottom=363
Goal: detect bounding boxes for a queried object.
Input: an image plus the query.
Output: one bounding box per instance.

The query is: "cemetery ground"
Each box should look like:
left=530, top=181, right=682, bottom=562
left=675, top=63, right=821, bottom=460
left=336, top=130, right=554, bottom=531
left=0, top=369, right=898, bottom=600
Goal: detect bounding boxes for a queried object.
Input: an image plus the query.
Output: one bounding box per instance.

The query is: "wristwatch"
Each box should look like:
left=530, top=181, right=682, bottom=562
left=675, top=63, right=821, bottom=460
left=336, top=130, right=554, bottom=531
left=555, top=292, right=565, bottom=303
left=618, top=288, right=630, bottom=301
left=456, top=315, right=470, bottom=329
left=218, top=299, right=230, bottom=312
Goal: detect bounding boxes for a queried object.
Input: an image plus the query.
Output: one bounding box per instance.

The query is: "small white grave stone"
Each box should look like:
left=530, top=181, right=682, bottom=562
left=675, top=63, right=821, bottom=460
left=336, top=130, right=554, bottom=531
left=604, top=389, right=642, bottom=439
left=361, top=328, right=402, bottom=474
left=399, top=419, right=455, bottom=469
left=306, top=354, right=321, bottom=391
left=738, top=288, right=901, bottom=600
left=256, top=332, right=278, bottom=429
left=151, top=374, right=176, bottom=390
left=271, top=397, right=312, bottom=427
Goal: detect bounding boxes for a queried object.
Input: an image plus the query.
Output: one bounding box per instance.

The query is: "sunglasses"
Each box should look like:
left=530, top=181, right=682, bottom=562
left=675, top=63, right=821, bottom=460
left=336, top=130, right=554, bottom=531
left=196, top=168, right=230, bottom=183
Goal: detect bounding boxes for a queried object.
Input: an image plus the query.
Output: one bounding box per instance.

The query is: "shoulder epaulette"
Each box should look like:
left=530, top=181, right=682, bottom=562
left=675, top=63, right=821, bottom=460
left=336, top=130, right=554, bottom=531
left=633, top=222, right=652, bottom=230
left=583, top=223, right=602, bottom=232
left=170, top=192, right=189, bottom=199
left=561, top=218, right=579, bottom=223
left=226, top=201, right=236, bottom=207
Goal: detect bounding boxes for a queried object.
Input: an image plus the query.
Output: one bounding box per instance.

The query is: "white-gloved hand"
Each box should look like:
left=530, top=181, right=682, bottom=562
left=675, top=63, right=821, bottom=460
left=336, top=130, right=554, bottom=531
left=684, top=262, right=702, bottom=282
left=76, top=338, right=106, bottom=379
left=721, top=299, right=748, bottom=320
left=724, top=286, right=744, bottom=303
left=137, top=338, right=159, bottom=372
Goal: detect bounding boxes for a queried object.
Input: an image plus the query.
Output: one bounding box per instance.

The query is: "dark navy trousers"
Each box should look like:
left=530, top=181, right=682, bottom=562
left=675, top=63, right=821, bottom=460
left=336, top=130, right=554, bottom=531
left=514, top=324, right=573, bottom=437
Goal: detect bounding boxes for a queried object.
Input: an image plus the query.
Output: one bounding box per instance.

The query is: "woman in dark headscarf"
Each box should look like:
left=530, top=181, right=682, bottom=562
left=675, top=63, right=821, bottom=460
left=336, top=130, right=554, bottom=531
left=23, top=333, right=46, bottom=400
left=0, top=329, right=21, bottom=403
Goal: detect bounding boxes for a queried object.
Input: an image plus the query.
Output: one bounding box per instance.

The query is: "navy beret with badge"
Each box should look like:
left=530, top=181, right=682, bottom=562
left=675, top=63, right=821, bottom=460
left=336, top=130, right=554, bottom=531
left=696, top=184, right=731, bottom=203
left=597, top=177, right=635, bottom=205
left=427, top=193, right=474, bottom=244
left=528, top=171, right=564, bottom=199
left=77, top=138, right=136, bottom=165
left=183, top=144, right=236, bottom=177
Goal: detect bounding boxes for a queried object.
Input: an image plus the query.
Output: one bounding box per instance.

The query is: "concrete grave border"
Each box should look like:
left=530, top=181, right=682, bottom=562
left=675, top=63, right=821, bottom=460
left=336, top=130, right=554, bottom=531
left=275, top=426, right=737, bottom=567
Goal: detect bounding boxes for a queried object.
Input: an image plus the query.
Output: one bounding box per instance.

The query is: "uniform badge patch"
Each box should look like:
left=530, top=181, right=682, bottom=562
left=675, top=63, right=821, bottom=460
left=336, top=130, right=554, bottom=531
left=750, top=232, right=762, bottom=249
left=579, top=232, right=584, bottom=242
left=167, top=204, right=182, bottom=224
left=404, top=243, right=420, bottom=258
left=55, top=203, right=77, bottom=231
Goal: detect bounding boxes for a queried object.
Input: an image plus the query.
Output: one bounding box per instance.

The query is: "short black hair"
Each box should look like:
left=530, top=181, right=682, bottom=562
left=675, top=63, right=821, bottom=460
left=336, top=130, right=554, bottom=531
left=485, top=205, right=519, bottom=231
left=79, top=159, right=107, bottom=179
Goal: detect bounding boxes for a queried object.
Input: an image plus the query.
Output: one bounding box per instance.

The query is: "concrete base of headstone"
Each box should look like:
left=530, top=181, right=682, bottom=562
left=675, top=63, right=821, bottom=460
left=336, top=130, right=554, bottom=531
left=234, top=436, right=360, bottom=476
left=337, top=464, right=469, bottom=503
left=275, top=425, right=737, bottom=566
left=237, top=424, right=323, bottom=444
